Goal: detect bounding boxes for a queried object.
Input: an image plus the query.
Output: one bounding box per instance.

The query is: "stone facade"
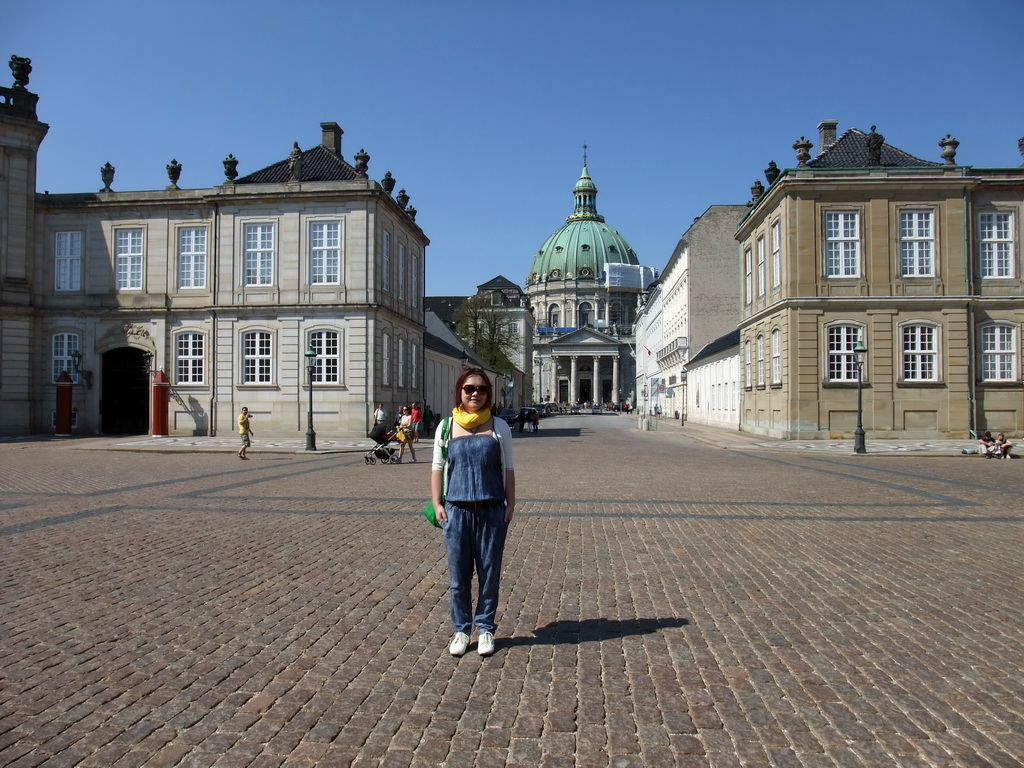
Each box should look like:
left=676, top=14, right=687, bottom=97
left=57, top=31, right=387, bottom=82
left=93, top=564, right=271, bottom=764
left=738, top=122, right=1024, bottom=439
left=1, top=70, right=428, bottom=437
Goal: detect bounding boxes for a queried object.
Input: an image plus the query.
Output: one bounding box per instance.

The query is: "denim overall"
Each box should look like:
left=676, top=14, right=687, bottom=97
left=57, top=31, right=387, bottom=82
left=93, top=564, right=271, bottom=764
left=443, top=434, right=507, bottom=634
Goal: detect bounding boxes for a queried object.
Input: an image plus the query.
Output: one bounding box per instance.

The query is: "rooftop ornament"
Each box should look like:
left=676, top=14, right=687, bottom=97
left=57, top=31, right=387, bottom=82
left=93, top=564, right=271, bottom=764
left=792, top=137, right=812, bottom=168
left=764, top=160, right=780, bottom=184
left=223, top=154, right=239, bottom=182
left=381, top=171, right=396, bottom=195
left=938, top=135, right=959, bottom=165
left=354, top=148, right=369, bottom=179
left=866, top=126, right=884, bottom=166
left=100, top=162, right=115, bottom=192
left=288, top=142, right=302, bottom=181
left=750, top=179, right=765, bottom=203
left=9, top=55, right=31, bottom=88
left=396, top=189, right=409, bottom=210
left=166, top=159, right=182, bottom=189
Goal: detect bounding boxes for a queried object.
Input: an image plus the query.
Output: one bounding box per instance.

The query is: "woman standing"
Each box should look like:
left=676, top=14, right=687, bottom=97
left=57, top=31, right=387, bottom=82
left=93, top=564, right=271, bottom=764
left=431, top=368, right=516, bottom=657
left=396, top=405, right=417, bottom=464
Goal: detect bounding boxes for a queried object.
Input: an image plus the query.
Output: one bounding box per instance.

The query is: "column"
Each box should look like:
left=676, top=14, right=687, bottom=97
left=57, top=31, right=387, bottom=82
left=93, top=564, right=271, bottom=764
left=612, top=355, right=620, bottom=404
left=570, top=356, right=578, bottom=404
left=593, top=354, right=600, bottom=404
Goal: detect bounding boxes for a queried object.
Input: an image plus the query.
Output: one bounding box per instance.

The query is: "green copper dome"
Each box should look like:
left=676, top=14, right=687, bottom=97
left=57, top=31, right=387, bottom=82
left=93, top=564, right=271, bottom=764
left=527, top=166, right=639, bottom=284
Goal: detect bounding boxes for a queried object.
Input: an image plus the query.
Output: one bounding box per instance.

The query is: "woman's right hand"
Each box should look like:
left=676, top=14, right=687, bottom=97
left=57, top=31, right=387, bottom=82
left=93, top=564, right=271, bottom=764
left=435, top=503, right=447, bottom=523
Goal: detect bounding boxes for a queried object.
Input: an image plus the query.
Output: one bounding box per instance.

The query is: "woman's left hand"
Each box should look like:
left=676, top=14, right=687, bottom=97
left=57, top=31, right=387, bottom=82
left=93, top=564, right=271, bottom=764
left=504, top=504, right=515, bottom=523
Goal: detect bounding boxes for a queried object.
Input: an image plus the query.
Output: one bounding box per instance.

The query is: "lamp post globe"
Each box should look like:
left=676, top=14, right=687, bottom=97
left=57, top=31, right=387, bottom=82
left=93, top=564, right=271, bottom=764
left=304, top=345, right=317, bottom=451
left=853, top=339, right=867, bottom=454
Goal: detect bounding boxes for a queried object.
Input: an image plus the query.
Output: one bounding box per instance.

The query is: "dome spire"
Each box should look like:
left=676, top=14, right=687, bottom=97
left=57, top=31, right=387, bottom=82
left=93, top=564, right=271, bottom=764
left=567, top=154, right=604, bottom=224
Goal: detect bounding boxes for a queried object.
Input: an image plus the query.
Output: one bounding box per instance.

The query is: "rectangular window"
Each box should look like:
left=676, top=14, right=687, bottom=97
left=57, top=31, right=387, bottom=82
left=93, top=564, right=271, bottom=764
left=243, top=223, right=274, bottom=286
left=411, top=342, right=419, bottom=388
left=382, top=230, right=391, bottom=292
left=981, top=325, right=1015, bottom=381
left=744, top=340, right=751, bottom=387
left=744, top=248, right=752, bottom=303
left=115, top=229, right=144, bottom=289
left=771, top=221, right=781, bottom=288
left=411, top=253, right=419, bottom=308
left=771, top=329, right=781, bottom=384
left=825, top=211, right=860, bottom=278
left=310, top=221, right=341, bottom=284
left=309, top=330, right=340, bottom=384
left=398, top=338, right=406, bottom=387
left=756, top=237, right=766, bottom=297
left=827, top=325, right=861, bottom=381
left=979, top=212, right=1014, bottom=278
left=756, top=335, right=765, bottom=385
left=242, top=331, right=272, bottom=383
left=176, top=332, right=204, bottom=384
left=52, top=332, right=80, bottom=383
left=55, top=231, right=82, bottom=291
left=900, top=210, right=934, bottom=277
left=398, top=244, right=406, bottom=300
left=178, top=228, right=207, bottom=289
left=902, top=325, right=937, bottom=381
left=382, top=333, right=392, bottom=385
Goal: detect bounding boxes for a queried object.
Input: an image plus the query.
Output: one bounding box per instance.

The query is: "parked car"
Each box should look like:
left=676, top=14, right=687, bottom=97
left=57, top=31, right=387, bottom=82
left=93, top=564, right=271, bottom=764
left=498, top=408, right=518, bottom=425
left=529, top=404, right=549, bottom=418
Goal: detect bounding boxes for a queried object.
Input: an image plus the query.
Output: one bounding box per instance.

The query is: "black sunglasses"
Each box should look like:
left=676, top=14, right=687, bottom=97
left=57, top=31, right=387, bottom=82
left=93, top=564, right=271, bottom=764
left=462, top=385, right=490, bottom=395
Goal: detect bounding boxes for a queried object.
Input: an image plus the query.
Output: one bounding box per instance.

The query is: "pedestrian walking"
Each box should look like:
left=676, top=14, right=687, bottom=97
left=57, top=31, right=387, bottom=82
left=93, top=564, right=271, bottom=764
left=237, top=407, right=253, bottom=460
left=431, top=367, right=516, bottom=657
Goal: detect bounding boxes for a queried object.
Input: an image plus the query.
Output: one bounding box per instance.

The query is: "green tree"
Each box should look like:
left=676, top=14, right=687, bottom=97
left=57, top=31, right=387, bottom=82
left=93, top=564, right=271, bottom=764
left=453, top=294, right=521, bottom=374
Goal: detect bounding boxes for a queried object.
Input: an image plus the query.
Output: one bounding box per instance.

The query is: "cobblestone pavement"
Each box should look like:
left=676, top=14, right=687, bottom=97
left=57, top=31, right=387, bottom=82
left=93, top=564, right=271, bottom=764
left=1, top=417, right=1022, bottom=767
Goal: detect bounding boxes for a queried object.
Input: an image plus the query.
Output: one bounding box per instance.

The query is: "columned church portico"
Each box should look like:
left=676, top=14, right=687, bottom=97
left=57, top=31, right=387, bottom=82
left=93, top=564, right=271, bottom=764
left=535, top=328, right=630, bottom=406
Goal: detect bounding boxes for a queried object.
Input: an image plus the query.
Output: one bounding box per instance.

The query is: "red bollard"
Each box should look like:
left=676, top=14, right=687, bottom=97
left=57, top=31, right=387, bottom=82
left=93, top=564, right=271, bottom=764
left=152, top=370, right=170, bottom=437
left=55, top=371, right=74, bottom=436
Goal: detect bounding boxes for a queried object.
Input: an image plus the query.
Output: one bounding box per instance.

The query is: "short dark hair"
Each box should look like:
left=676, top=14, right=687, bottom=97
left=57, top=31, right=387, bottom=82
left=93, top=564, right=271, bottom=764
left=454, top=367, right=493, bottom=410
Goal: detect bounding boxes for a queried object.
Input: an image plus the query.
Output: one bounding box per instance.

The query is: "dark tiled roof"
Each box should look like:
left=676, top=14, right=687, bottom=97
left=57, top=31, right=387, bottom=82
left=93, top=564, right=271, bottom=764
left=235, top=145, right=358, bottom=184
left=424, top=331, right=466, bottom=359
left=808, top=128, right=941, bottom=169
left=477, top=275, right=521, bottom=291
left=424, top=296, right=466, bottom=327
left=688, top=329, right=740, bottom=366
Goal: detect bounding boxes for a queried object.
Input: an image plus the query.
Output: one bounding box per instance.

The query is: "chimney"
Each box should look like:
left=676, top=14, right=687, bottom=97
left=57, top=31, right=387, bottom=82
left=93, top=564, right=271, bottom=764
left=320, top=122, right=343, bottom=156
left=817, top=120, right=838, bottom=156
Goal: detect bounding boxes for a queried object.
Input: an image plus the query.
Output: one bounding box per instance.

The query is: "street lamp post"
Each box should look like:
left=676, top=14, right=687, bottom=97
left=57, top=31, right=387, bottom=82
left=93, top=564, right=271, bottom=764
left=853, top=339, right=867, bottom=454
left=304, top=345, right=317, bottom=451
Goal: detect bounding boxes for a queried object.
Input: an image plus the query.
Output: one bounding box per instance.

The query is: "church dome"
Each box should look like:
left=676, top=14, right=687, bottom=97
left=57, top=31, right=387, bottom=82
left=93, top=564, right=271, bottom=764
left=527, top=166, right=639, bottom=284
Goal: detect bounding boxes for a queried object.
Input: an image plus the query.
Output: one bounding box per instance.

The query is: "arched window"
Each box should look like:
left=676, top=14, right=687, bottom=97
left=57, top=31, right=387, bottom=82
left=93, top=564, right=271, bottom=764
left=771, top=329, right=782, bottom=384
left=548, top=304, right=560, bottom=328
left=901, top=323, right=939, bottom=382
left=52, top=333, right=80, bottom=383
left=308, top=330, right=340, bottom=384
left=176, top=332, right=204, bottom=384
left=826, top=324, right=862, bottom=382
left=242, top=331, right=273, bottom=384
left=980, top=324, right=1016, bottom=381
left=609, top=302, right=623, bottom=325
left=382, top=333, right=392, bottom=386
left=578, top=302, right=592, bottom=327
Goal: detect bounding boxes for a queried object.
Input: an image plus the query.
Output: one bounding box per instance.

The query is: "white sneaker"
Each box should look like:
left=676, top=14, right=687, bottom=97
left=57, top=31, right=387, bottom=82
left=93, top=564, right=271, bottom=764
left=477, top=631, right=495, bottom=656
left=449, top=632, right=470, bottom=657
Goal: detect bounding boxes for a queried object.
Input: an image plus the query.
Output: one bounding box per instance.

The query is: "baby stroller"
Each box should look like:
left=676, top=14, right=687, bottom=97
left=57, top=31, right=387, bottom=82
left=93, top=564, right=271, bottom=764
left=365, top=423, right=400, bottom=465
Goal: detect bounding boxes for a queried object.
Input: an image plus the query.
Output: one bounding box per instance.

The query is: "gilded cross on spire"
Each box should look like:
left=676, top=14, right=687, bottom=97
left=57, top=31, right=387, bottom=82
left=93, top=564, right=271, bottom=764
left=581, top=142, right=588, bottom=167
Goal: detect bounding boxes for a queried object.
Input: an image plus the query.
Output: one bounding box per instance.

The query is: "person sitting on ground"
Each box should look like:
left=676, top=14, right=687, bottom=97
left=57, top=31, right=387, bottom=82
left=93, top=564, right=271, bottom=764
left=979, top=431, right=998, bottom=458
left=995, top=432, right=1014, bottom=459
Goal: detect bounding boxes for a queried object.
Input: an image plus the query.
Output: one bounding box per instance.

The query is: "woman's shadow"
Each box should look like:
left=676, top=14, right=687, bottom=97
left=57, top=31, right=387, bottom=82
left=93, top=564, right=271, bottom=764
left=504, top=617, right=689, bottom=647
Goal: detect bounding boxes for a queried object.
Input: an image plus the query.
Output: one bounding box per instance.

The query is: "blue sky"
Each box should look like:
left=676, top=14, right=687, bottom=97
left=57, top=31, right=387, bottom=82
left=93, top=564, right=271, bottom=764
left=6, top=0, right=1024, bottom=296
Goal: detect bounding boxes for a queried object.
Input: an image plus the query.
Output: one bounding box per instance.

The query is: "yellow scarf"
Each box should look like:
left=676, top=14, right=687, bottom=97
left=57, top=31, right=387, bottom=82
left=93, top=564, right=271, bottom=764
left=452, top=405, right=491, bottom=430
